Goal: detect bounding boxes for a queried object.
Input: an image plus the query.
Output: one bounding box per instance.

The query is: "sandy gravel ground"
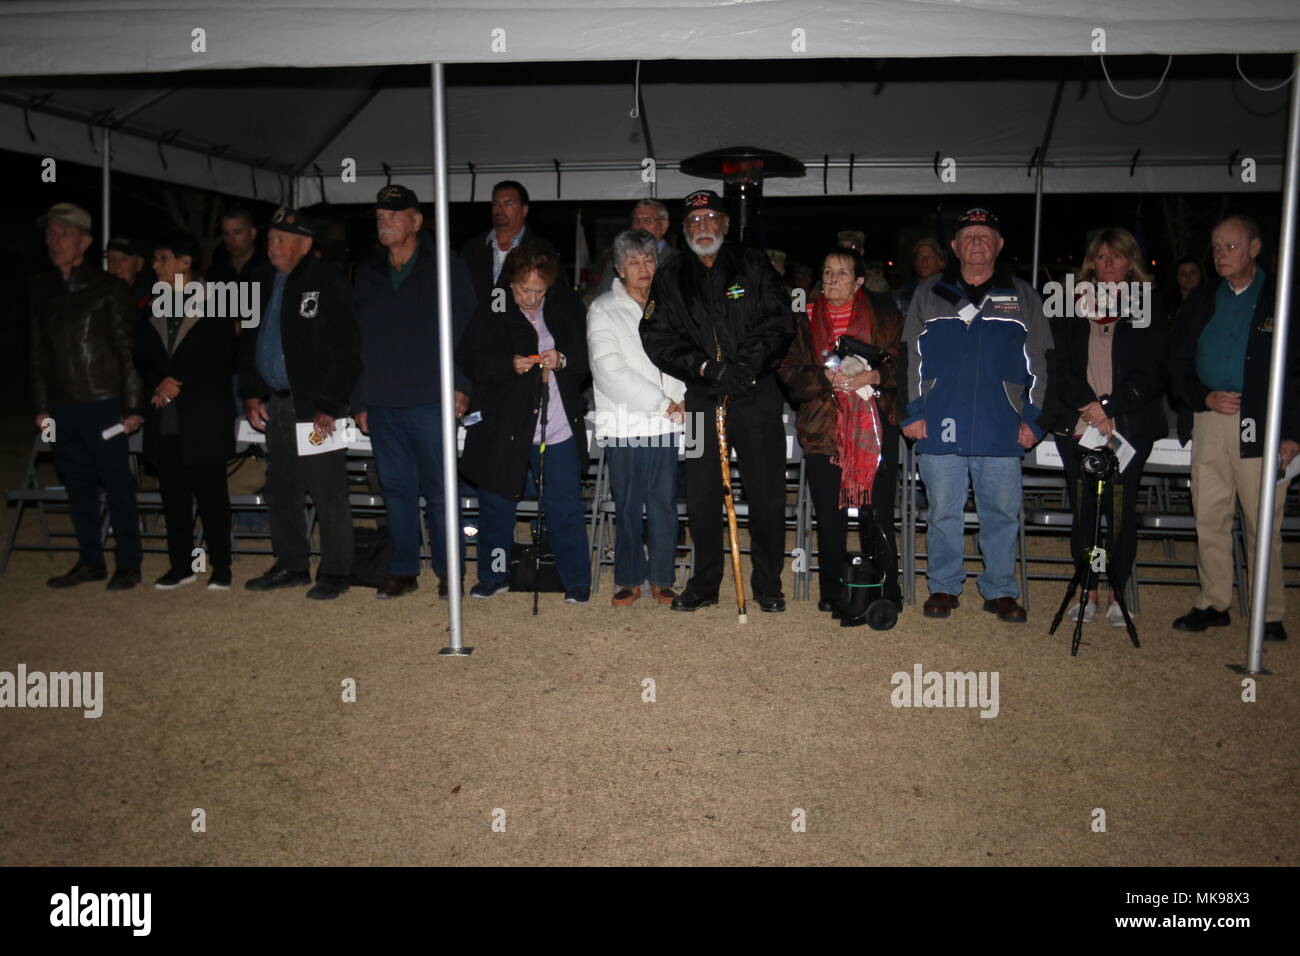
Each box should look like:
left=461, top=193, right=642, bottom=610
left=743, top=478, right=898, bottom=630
left=1, top=413, right=1295, bottom=867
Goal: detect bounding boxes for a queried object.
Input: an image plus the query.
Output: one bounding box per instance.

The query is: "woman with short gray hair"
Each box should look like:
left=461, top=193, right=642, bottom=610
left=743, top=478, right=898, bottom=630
left=587, top=229, right=686, bottom=607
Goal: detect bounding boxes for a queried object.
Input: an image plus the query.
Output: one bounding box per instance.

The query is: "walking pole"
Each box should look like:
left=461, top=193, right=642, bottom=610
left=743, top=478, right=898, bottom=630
left=533, top=364, right=550, bottom=616
left=716, top=397, right=748, bottom=624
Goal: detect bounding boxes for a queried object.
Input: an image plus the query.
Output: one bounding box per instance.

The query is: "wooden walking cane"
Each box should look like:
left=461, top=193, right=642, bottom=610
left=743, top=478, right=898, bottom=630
left=716, top=397, right=748, bottom=624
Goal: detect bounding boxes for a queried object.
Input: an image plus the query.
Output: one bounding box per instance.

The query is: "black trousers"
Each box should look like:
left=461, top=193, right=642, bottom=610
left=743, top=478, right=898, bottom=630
left=156, top=436, right=231, bottom=574
left=265, top=394, right=353, bottom=576
left=806, top=424, right=901, bottom=605
left=1057, top=434, right=1153, bottom=593
left=683, top=376, right=787, bottom=598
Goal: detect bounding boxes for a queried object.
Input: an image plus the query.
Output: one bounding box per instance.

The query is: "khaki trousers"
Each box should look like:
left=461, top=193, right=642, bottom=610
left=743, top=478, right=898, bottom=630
left=1190, top=410, right=1286, bottom=620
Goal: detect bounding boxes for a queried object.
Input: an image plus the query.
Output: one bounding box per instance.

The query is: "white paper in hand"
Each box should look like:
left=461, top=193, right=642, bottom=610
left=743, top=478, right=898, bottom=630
left=296, top=419, right=355, bottom=456
left=101, top=423, right=125, bottom=440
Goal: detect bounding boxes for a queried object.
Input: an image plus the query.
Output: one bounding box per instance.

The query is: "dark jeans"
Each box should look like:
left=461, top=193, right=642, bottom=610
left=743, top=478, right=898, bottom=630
left=1057, top=433, right=1153, bottom=592
left=476, top=438, right=591, bottom=592
left=48, top=397, right=141, bottom=570
left=683, top=377, right=787, bottom=599
left=368, top=403, right=461, bottom=577
left=806, top=425, right=900, bottom=605
left=606, top=441, right=679, bottom=589
left=156, top=436, right=231, bottom=575
left=265, top=393, right=353, bottom=576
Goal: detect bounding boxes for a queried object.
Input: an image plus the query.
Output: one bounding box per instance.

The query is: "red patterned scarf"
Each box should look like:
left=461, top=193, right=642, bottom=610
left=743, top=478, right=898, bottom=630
left=811, top=290, right=883, bottom=508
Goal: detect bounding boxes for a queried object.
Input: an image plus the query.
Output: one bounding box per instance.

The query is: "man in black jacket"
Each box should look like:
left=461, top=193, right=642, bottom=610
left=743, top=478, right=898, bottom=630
left=354, top=185, right=477, bottom=599
left=640, top=190, right=794, bottom=612
left=30, top=203, right=144, bottom=591
left=240, top=207, right=360, bottom=600
left=459, top=180, right=558, bottom=308
left=1169, top=214, right=1299, bottom=641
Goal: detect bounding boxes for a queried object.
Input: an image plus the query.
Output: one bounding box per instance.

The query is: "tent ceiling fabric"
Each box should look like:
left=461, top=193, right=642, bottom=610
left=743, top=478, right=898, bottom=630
left=1, top=0, right=1299, bottom=74
left=0, top=60, right=1290, bottom=200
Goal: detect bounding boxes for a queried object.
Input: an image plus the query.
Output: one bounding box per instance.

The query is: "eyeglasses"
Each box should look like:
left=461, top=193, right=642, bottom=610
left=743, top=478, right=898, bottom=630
left=1211, top=242, right=1242, bottom=253
left=631, top=215, right=665, bottom=226
left=685, top=212, right=722, bottom=227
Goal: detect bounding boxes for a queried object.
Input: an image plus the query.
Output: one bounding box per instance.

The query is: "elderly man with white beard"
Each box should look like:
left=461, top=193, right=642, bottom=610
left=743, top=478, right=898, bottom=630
left=639, top=190, right=793, bottom=614
left=353, top=184, right=477, bottom=600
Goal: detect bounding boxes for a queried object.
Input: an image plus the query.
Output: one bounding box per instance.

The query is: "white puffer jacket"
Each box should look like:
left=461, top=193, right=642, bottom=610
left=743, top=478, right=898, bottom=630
left=587, top=278, right=686, bottom=440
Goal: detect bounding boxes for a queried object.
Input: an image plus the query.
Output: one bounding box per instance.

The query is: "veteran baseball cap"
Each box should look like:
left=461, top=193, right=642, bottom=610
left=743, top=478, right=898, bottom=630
left=268, top=206, right=316, bottom=238
left=38, top=202, right=93, bottom=232
left=375, top=184, right=420, bottom=211
left=683, top=189, right=726, bottom=214
left=955, top=207, right=1000, bottom=234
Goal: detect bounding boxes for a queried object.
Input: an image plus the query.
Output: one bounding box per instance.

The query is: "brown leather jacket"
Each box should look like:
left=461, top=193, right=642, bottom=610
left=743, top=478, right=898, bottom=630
left=30, top=262, right=143, bottom=414
left=778, top=290, right=904, bottom=457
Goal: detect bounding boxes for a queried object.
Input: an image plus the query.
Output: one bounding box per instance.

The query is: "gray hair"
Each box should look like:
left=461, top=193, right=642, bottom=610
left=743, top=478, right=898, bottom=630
left=612, top=228, right=659, bottom=271
left=632, top=198, right=669, bottom=221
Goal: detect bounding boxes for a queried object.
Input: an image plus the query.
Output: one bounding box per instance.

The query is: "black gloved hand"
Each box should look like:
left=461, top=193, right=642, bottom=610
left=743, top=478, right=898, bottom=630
left=702, top=360, right=756, bottom=399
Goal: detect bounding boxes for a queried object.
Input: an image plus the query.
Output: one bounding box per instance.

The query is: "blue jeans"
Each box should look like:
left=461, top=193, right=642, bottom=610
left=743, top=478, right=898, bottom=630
left=606, top=442, right=678, bottom=589
left=48, top=397, right=141, bottom=570
left=476, top=438, right=591, bottom=592
left=918, top=453, right=1021, bottom=599
left=368, top=404, right=461, bottom=576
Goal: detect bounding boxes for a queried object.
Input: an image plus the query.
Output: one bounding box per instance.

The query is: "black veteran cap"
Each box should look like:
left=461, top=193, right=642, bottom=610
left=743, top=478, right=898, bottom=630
left=955, top=207, right=1000, bottom=234
left=376, top=184, right=420, bottom=211
left=683, top=189, right=726, bottom=214
left=268, top=206, right=315, bottom=238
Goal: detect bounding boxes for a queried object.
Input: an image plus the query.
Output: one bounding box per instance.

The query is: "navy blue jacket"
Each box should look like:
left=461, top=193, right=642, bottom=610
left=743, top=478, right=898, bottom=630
left=1169, top=272, right=1300, bottom=457
left=353, top=230, right=477, bottom=409
left=902, top=263, right=1052, bottom=458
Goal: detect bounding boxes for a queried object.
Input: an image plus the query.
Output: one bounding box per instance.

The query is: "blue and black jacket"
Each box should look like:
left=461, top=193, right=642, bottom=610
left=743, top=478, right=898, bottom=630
left=901, top=263, right=1052, bottom=458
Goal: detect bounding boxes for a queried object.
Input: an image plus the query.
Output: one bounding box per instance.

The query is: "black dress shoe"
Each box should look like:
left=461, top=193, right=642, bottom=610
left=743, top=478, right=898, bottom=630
left=46, top=564, right=107, bottom=589
left=757, top=594, right=786, bottom=613
left=244, top=565, right=312, bottom=592
left=377, top=574, right=418, bottom=599
left=1264, top=621, right=1288, bottom=642
left=817, top=598, right=836, bottom=613
left=671, top=589, right=717, bottom=612
left=1172, top=606, right=1230, bottom=631
left=106, top=567, right=141, bottom=591
left=307, top=574, right=350, bottom=601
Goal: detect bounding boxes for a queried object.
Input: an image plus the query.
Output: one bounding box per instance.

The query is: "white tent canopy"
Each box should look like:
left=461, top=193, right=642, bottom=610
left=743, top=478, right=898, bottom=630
left=2, top=0, right=1298, bottom=74
left=1, top=60, right=1293, bottom=202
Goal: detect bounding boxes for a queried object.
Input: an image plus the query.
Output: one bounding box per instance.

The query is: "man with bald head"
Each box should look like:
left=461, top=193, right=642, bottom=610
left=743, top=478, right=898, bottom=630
left=240, top=207, right=360, bottom=600
left=1170, top=214, right=1299, bottom=641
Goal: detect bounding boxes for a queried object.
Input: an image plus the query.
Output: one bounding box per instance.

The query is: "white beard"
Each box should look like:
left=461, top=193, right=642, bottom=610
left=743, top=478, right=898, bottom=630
left=686, top=234, right=721, bottom=257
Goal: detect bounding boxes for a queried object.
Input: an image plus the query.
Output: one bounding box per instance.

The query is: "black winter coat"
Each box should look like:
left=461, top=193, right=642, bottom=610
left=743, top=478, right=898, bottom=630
left=639, top=242, right=793, bottom=396
left=1041, top=303, right=1170, bottom=447
left=457, top=285, right=591, bottom=500
left=136, top=307, right=237, bottom=465
left=1168, top=273, right=1300, bottom=457
left=239, top=255, right=360, bottom=422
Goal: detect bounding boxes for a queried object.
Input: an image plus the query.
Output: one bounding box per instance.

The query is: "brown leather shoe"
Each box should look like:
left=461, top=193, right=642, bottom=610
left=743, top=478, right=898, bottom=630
left=923, top=592, right=960, bottom=618
left=377, top=574, right=418, bottom=599
left=650, top=585, right=677, bottom=606
left=983, top=596, right=1027, bottom=623
left=611, top=585, right=641, bottom=607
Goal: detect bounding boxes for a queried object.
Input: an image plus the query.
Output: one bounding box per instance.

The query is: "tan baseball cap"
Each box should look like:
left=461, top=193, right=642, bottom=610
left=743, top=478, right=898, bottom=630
left=38, top=202, right=93, bottom=232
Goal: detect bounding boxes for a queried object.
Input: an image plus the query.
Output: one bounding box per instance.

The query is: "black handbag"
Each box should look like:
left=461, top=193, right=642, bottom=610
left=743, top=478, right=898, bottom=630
left=508, top=540, right=564, bottom=593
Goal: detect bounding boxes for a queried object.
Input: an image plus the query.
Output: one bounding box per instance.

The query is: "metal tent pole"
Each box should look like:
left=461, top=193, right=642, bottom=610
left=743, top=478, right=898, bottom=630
left=1031, top=162, right=1044, bottom=288
left=432, top=62, right=471, bottom=657
left=100, top=126, right=110, bottom=260
left=1242, top=53, right=1300, bottom=676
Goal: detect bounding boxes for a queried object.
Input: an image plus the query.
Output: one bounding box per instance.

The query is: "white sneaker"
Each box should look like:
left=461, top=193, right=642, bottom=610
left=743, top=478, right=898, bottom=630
left=1068, top=600, right=1097, bottom=623
left=1107, top=602, right=1131, bottom=627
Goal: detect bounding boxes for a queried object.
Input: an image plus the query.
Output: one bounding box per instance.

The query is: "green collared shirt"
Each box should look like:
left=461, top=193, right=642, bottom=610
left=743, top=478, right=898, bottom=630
left=389, top=243, right=419, bottom=290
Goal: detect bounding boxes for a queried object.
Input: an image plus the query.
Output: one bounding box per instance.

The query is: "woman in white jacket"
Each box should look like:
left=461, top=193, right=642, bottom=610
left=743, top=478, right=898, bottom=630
left=587, top=229, right=687, bottom=606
